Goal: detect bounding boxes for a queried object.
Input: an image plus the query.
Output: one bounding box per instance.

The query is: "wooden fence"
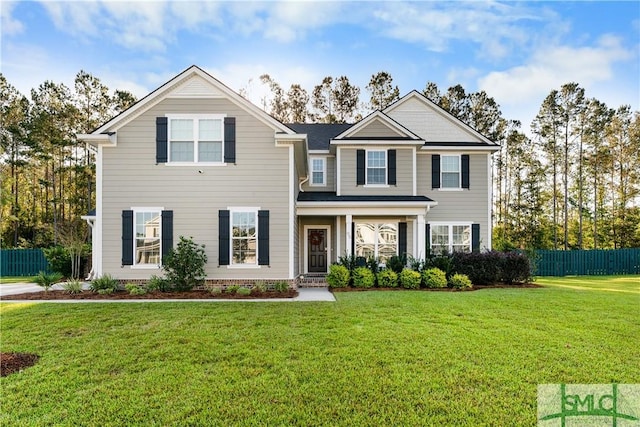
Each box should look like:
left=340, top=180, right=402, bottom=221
left=534, top=249, right=640, bottom=276
left=0, top=249, right=50, bottom=277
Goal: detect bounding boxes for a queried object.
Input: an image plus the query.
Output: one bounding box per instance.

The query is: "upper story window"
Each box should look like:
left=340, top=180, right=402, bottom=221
left=168, top=114, right=224, bottom=163
left=310, top=157, right=326, bottom=186
left=367, top=150, right=387, bottom=185
left=441, top=155, right=460, bottom=188
left=135, top=210, right=161, bottom=265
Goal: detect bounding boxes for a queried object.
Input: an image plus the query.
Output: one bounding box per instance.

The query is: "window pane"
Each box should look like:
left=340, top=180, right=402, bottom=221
left=431, top=225, right=449, bottom=251
left=232, top=212, right=256, bottom=237
left=312, top=171, right=324, bottom=185
left=199, top=119, right=221, bottom=141
left=452, top=225, right=471, bottom=252
left=378, top=223, right=397, bottom=261
left=199, top=141, right=222, bottom=162
left=170, top=141, right=194, bottom=162
left=232, top=238, right=256, bottom=264
left=135, top=211, right=160, bottom=265
left=312, top=158, right=324, bottom=172
left=367, top=168, right=386, bottom=184
left=441, top=156, right=459, bottom=172
left=170, top=119, right=193, bottom=140
left=442, top=172, right=460, bottom=188
left=367, top=151, right=385, bottom=167
left=355, top=223, right=376, bottom=259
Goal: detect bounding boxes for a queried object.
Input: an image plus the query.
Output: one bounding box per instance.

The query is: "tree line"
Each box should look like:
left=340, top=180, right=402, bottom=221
left=1, top=70, right=638, bottom=250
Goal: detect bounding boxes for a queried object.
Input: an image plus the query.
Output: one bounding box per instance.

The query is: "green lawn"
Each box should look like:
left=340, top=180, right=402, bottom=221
left=1, top=276, right=638, bottom=426
left=0, top=276, right=36, bottom=284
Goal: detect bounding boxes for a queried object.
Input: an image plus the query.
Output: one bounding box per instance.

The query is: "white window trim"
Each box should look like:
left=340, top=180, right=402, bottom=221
left=354, top=221, right=399, bottom=259
left=440, top=154, right=461, bottom=190
left=366, top=149, right=387, bottom=186
left=310, top=156, right=326, bottom=186
left=131, top=207, right=164, bottom=269
left=166, top=114, right=226, bottom=164
left=429, top=222, right=472, bottom=253
left=227, top=207, right=261, bottom=269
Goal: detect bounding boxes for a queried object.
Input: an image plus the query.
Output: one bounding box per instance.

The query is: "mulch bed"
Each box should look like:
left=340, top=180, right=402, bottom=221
left=1, top=289, right=298, bottom=300
left=331, top=283, right=542, bottom=292
left=1, top=352, right=39, bottom=377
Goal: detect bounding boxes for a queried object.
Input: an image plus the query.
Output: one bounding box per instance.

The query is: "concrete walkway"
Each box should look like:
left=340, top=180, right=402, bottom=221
left=0, top=283, right=335, bottom=303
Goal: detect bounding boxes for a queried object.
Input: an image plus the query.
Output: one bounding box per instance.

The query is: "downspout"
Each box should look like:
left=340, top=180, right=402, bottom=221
left=298, top=176, right=309, bottom=192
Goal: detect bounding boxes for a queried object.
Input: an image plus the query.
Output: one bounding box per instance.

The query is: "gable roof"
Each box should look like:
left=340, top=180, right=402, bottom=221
left=333, top=110, right=422, bottom=143
left=384, top=90, right=498, bottom=146
left=285, top=123, right=352, bottom=151
left=92, top=65, right=294, bottom=135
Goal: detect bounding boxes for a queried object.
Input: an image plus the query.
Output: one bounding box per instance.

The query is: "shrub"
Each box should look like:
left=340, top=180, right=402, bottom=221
left=422, top=268, right=447, bottom=288
left=326, top=264, right=350, bottom=288
left=62, top=279, right=83, bottom=294
left=449, top=273, right=472, bottom=289
left=208, top=287, right=222, bottom=296
left=43, top=246, right=72, bottom=278
left=337, top=254, right=357, bottom=272
left=429, top=255, right=455, bottom=278
left=386, top=254, right=406, bottom=273
left=273, top=281, right=289, bottom=292
left=452, top=251, right=501, bottom=285
left=236, top=287, right=251, bottom=296
left=90, top=274, right=119, bottom=293
left=226, top=285, right=241, bottom=294
left=34, top=271, right=63, bottom=291
left=399, top=268, right=421, bottom=289
left=162, top=236, right=208, bottom=291
left=147, top=275, right=171, bottom=292
left=125, top=283, right=147, bottom=295
left=252, top=281, right=267, bottom=293
left=377, top=269, right=398, bottom=288
left=500, top=251, right=532, bottom=284
left=352, top=267, right=375, bottom=288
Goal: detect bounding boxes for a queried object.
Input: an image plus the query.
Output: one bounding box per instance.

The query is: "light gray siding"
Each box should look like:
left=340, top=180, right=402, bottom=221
left=302, top=155, right=336, bottom=192
left=339, top=148, right=413, bottom=195
left=101, top=98, right=292, bottom=280
left=350, top=118, right=404, bottom=138
left=418, top=152, right=491, bottom=249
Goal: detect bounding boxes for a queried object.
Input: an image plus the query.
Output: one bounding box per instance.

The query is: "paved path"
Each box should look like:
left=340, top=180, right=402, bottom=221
left=0, top=283, right=335, bottom=302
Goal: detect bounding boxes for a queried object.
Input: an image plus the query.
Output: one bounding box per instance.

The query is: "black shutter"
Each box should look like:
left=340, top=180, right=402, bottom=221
left=388, top=149, right=396, bottom=185
left=224, top=117, right=236, bottom=163
left=425, top=223, right=431, bottom=255
left=432, top=154, right=440, bottom=189
left=218, top=210, right=230, bottom=265
left=258, top=210, right=270, bottom=265
left=461, top=154, right=470, bottom=189
left=356, top=149, right=365, bottom=185
left=122, top=210, right=134, bottom=265
left=472, top=224, right=480, bottom=252
left=161, top=210, right=173, bottom=263
left=398, top=222, right=407, bottom=256
left=156, top=117, right=168, bottom=164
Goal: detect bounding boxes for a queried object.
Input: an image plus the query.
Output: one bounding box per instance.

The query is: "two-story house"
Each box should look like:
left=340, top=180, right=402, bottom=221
left=79, top=66, right=499, bottom=286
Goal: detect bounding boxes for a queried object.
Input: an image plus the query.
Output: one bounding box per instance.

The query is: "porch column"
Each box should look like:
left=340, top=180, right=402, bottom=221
left=336, top=216, right=341, bottom=260
left=345, top=214, right=352, bottom=256
left=417, top=214, right=425, bottom=260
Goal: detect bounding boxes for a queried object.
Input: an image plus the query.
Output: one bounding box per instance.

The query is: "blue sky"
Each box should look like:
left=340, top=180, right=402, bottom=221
left=2, top=1, right=639, bottom=130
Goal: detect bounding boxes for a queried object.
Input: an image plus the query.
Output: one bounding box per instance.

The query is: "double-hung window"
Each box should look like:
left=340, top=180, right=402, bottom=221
left=231, top=210, right=257, bottom=266
left=135, top=210, right=161, bottom=265
left=310, top=157, right=326, bottom=186
left=431, top=224, right=471, bottom=253
left=168, top=114, right=224, bottom=163
left=355, top=223, right=397, bottom=261
left=441, top=155, right=460, bottom=188
left=367, top=150, right=386, bottom=185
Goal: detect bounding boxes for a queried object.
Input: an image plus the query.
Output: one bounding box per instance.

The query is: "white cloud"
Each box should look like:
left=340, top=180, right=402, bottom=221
left=1, top=1, right=25, bottom=36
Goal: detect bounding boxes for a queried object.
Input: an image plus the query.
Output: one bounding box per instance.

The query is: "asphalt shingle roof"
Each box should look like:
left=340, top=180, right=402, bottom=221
left=286, top=123, right=353, bottom=151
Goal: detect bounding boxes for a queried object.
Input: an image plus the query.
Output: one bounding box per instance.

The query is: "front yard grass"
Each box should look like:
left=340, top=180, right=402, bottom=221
left=0, top=276, right=37, bottom=284
left=1, top=276, right=638, bottom=426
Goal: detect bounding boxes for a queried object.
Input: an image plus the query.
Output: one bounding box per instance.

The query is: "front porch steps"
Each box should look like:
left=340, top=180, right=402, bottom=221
left=298, top=274, right=328, bottom=288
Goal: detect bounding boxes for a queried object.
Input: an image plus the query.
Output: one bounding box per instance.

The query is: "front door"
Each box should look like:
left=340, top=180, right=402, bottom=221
left=308, top=229, right=327, bottom=273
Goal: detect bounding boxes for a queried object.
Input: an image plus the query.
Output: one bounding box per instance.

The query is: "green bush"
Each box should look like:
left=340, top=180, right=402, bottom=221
left=236, top=287, right=251, bottom=296
left=90, top=274, right=119, bottom=293
left=500, top=252, right=532, bottom=284
left=376, top=269, right=398, bottom=288
left=274, top=281, right=289, bottom=292
left=208, top=287, right=222, bottom=295
left=162, top=236, right=208, bottom=291
left=147, top=275, right=171, bottom=292
left=62, top=279, right=83, bottom=294
left=399, top=268, right=421, bottom=289
left=422, top=268, right=447, bottom=288
left=386, top=254, right=406, bottom=274
left=326, top=264, right=350, bottom=288
left=125, top=283, right=147, bottom=295
left=352, top=267, right=375, bottom=288
left=449, top=273, right=472, bottom=289
left=34, top=271, right=63, bottom=291
left=252, top=281, right=267, bottom=293
left=43, top=246, right=72, bottom=278
left=336, top=254, right=357, bottom=272
left=226, top=285, right=241, bottom=294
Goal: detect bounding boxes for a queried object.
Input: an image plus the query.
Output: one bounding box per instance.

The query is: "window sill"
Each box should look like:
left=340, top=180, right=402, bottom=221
left=164, top=162, right=227, bottom=167
left=227, top=265, right=262, bottom=269
left=364, top=184, right=389, bottom=188
left=130, top=265, right=162, bottom=269
left=309, top=183, right=326, bottom=187
left=438, top=188, right=465, bottom=191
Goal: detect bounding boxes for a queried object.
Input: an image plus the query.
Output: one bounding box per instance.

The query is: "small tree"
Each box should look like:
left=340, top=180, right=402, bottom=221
left=162, top=236, right=207, bottom=291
